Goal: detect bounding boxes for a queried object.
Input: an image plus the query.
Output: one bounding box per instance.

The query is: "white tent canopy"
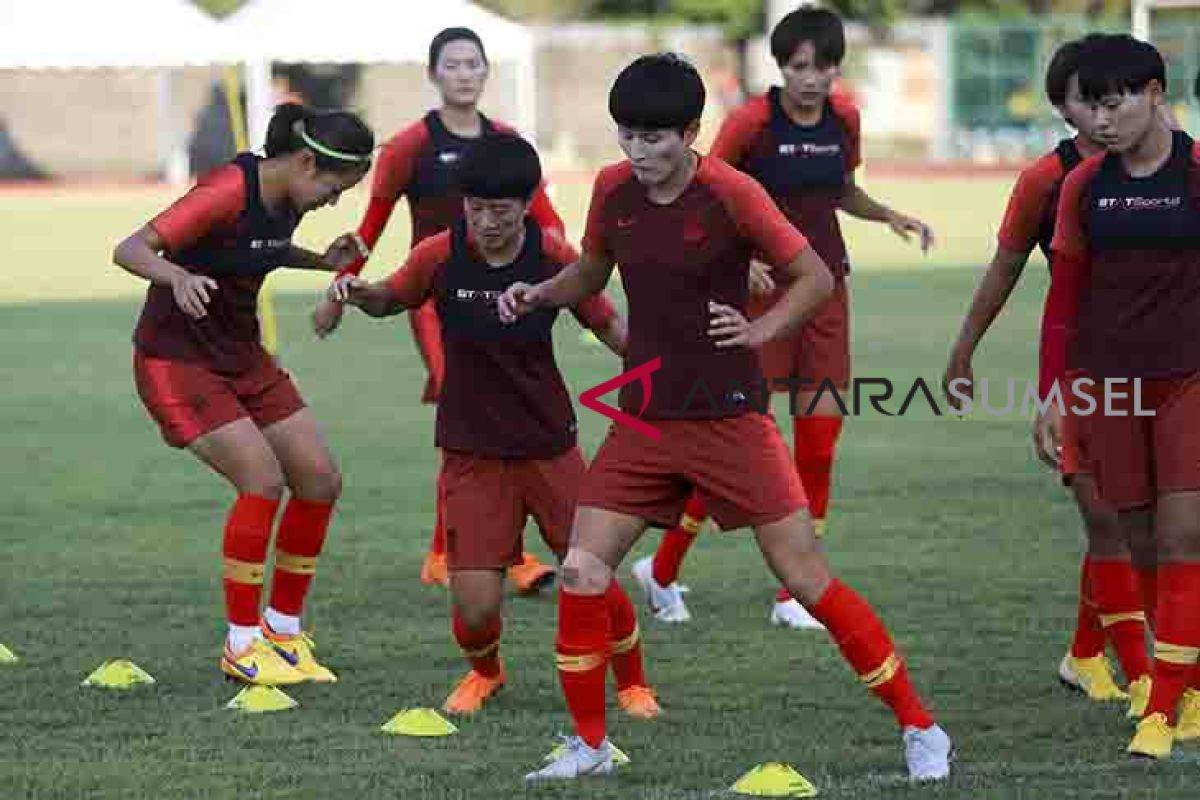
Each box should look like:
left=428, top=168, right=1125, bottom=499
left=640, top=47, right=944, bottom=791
left=224, top=0, right=538, bottom=151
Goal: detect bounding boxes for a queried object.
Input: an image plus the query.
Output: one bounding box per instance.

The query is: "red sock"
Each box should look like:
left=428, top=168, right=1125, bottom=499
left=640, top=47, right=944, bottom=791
left=222, top=494, right=280, bottom=627
left=452, top=607, right=502, bottom=678
left=1070, top=555, right=1106, bottom=658
left=1146, top=562, right=1200, bottom=723
left=268, top=497, right=334, bottom=617
left=429, top=461, right=447, bottom=556
left=556, top=588, right=611, bottom=748
left=1137, top=565, right=1157, bottom=631
left=1090, top=558, right=1150, bottom=682
left=810, top=579, right=935, bottom=730
left=606, top=579, right=647, bottom=690
left=793, top=416, right=843, bottom=520
left=652, top=492, right=706, bottom=586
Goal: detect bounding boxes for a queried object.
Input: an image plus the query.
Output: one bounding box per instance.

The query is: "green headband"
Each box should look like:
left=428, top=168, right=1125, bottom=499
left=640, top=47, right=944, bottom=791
left=298, top=124, right=370, bottom=163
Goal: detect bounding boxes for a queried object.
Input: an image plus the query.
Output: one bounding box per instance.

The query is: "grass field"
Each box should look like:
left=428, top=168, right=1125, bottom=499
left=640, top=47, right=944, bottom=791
left=2, top=176, right=1197, bottom=799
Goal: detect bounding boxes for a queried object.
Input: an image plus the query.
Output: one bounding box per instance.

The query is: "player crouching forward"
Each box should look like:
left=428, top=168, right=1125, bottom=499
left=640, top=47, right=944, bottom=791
left=330, top=132, right=660, bottom=718
left=505, top=53, right=951, bottom=784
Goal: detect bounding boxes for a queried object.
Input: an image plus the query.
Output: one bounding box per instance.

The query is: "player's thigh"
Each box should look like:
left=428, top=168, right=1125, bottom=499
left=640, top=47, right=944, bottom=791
left=261, top=408, right=341, bottom=501
left=189, top=417, right=286, bottom=497
left=443, top=452, right=524, bottom=572
left=450, top=569, right=506, bottom=626
left=753, top=508, right=833, bottom=606
left=524, top=448, right=588, bottom=561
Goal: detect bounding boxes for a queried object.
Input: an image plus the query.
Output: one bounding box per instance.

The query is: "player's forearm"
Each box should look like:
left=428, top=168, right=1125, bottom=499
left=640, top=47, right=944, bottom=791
left=113, top=234, right=190, bottom=287
left=347, top=283, right=405, bottom=317
left=340, top=197, right=398, bottom=277
left=838, top=184, right=894, bottom=223
left=951, top=247, right=1029, bottom=359
left=536, top=257, right=612, bottom=309
left=750, top=251, right=835, bottom=344
left=286, top=245, right=337, bottom=272
left=592, top=315, right=628, bottom=358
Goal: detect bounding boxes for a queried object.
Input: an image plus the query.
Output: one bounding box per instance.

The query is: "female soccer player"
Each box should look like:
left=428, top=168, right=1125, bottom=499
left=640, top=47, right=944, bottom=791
left=633, top=7, right=935, bottom=631
left=506, top=53, right=951, bottom=784
left=328, top=133, right=658, bottom=719
left=1038, top=34, right=1200, bottom=759
left=943, top=38, right=1147, bottom=708
left=113, top=103, right=374, bottom=685
left=312, top=26, right=562, bottom=593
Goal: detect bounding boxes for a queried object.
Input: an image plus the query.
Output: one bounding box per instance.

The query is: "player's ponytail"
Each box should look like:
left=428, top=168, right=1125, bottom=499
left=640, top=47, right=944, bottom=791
left=264, top=103, right=375, bottom=174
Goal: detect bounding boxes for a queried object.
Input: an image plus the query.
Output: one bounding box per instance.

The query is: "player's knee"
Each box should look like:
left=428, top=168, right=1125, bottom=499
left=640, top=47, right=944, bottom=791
left=1082, top=507, right=1125, bottom=557
left=292, top=461, right=342, bottom=502
left=560, top=548, right=612, bottom=595
left=239, top=467, right=286, bottom=500
left=456, top=599, right=499, bottom=630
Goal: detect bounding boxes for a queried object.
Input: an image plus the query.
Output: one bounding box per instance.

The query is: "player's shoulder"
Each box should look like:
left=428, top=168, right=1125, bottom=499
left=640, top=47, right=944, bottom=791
left=1016, top=149, right=1068, bottom=194
left=592, top=161, right=637, bottom=196
left=1060, top=150, right=1106, bottom=195
left=828, top=89, right=861, bottom=130
left=489, top=117, right=518, bottom=136
left=696, top=154, right=759, bottom=197
left=382, top=119, right=431, bottom=155
left=412, top=228, right=453, bottom=262
left=194, top=161, right=246, bottom=194
left=728, top=93, right=773, bottom=129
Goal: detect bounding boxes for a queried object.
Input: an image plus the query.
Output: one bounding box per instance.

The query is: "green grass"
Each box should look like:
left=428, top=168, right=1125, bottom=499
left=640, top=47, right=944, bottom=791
left=2, top=180, right=1198, bottom=799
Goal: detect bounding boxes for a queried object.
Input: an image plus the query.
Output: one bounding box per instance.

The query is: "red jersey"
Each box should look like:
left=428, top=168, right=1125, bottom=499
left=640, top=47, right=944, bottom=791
left=345, top=112, right=565, bottom=275
left=1042, top=131, right=1200, bottom=389
left=582, top=156, right=810, bottom=420
left=135, top=154, right=299, bottom=374
left=386, top=221, right=615, bottom=459
left=709, top=89, right=860, bottom=278
left=997, top=138, right=1082, bottom=261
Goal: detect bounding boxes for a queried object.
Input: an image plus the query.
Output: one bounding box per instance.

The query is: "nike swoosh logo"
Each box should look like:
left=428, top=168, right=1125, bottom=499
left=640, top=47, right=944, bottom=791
left=232, top=660, right=259, bottom=679
left=272, top=645, right=300, bottom=667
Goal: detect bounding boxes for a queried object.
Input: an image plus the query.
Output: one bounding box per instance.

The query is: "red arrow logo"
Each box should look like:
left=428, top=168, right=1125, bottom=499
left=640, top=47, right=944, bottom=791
left=579, top=357, right=662, bottom=441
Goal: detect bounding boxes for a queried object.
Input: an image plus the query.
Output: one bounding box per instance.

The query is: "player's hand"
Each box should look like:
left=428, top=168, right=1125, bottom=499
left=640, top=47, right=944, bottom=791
left=312, top=297, right=345, bottom=338
left=170, top=272, right=218, bottom=319
left=327, top=274, right=370, bottom=305
left=942, top=348, right=974, bottom=411
left=708, top=301, right=762, bottom=349
left=497, top=281, right=541, bottom=324
left=748, top=260, right=776, bottom=299
left=322, top=232, right=369, bottom=271
left=1033, top=405, right=1062, bottom=470
left=887, top=211, right=935, bottom=254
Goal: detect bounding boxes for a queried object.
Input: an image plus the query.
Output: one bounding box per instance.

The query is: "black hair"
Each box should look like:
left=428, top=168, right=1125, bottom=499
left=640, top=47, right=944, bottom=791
left=1076, top=34, right=1167, bottom=102
left=455, top=132, right=542, bottom=201
left=429, top=27, right=488, bottom=71
left=609, top=53, right=706, bottom=133
left=264, top=103, right=374, bottom=173
left=770, top=6, right=845, bottom=68
left=1045, top=38, right=1086, bottom=107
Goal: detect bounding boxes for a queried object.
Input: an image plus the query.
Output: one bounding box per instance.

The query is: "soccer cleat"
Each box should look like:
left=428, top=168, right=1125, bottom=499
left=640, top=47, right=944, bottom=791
left=507, top=552, right=556, bottom=595
left=1128, top=713, right=1174, bottom=759
left=631, top=556, right=691, bottom=623
left=903, top=723, right=952, bottom=782
left=442, top=667, right=506, bottom=715
left=262, top=625, right=337, bottom=683
left=1175, top=689, right=1200, bottom=741
left=525, top=736, right=617, bottom=781
left=420, top=550, right=449, bottom=587
left=1127, top=675, right=1153, bottom=720
left=1058, top=653, right=1127, bottom=702
left=769, top=598, right=826, bottom=631
left=617, top=685, right=661, bottom=719
left=220, top=638, right=306, bottom=686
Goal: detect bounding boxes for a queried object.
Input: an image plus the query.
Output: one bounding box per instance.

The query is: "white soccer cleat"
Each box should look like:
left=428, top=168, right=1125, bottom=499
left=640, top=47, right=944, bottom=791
left=525, top=736, right=617, bottom=782
left=769, top=598, right=826, bottom=630
left=632, top=556, right=691, bottom=623
left=903, top=723, right=952, bottom=782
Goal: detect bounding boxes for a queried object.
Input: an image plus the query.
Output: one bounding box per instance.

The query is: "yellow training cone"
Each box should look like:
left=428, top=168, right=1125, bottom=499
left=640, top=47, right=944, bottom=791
left=731, top=762, right=818, bottom=797
left=226, top=685, right=298, bottom=713
left=380, top=708, right=458, bottom=737
left=543, top=739, right=631, bottom=765
left=81, top=659, right=156, bottom=689
left=0, top=643, right=17, bottom=664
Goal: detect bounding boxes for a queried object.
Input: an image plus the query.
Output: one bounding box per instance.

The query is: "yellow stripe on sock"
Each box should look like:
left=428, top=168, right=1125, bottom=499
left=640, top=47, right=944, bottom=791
left=1100, top=611, right=1146, bottom=628
left=223, top=558, right=265, bottom=585
left=681, top=515, right=704, bottom=535
left=813, top=519, right=827, bottom=538
left=463, top=639, right=499, bottom=659
left=611, top=624, right=640, bottom=655
left=1154, top=641, right=1200, bottom=666
left=861, top=653, right=901, bottom=689
left=275, top=550, right=318, bottom=576
left=556, top=652, right=605, bottom=673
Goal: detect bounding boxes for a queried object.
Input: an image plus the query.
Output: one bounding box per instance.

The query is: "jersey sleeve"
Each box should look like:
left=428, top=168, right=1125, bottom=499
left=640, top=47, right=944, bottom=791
left=385, top=232, right=449, bottom=308
left=371, top=124, right=427, bottom=203
left=149, top=165, right=244, bottom=253
left=580, top=165, right=626, bottom=260
left=996, top=157, right=1059, bottom=253
left=1050, top=157, right=1101, bottom=259
left=709, top=97, right=769, bottom=168
left=708, top=160, right=809, bottom=268
left=829, top=92, right=862, bottom=171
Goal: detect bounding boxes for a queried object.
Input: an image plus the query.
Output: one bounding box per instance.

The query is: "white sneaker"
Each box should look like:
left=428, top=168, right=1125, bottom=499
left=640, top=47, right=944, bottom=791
left=632, top=556, right=691, bottom=623
left=769, top=598, right=826, bottom=630
left=903, top=723, right=952, bottom=782
left=525, top=736, right=617, bottom=781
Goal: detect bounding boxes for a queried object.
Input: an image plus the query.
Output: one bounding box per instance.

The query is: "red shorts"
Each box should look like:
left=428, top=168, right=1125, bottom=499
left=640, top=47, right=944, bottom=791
left=442, top=447, right=585, bottom=570
left=134, top=350, right=305, bottom=448
left=1087, top=376, right=1200, bottom=510
left=577, top=413, right=807, bottom=531
left=749, top=279, right=850, bottom=394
